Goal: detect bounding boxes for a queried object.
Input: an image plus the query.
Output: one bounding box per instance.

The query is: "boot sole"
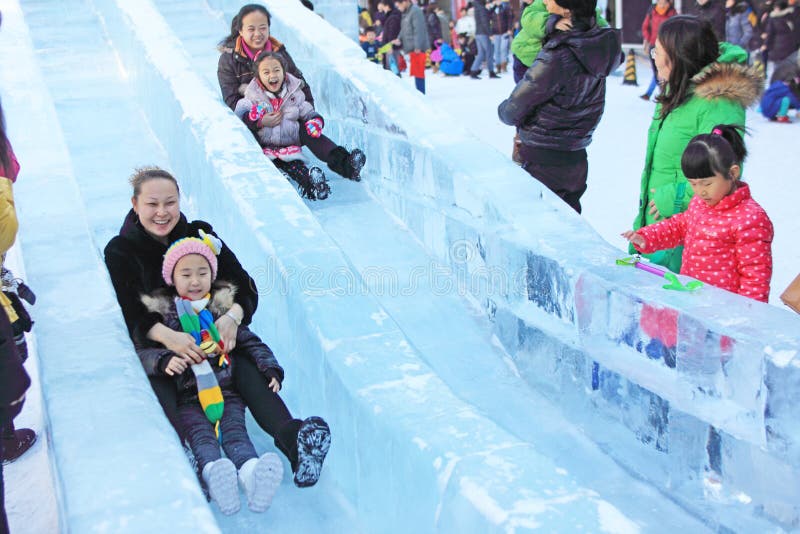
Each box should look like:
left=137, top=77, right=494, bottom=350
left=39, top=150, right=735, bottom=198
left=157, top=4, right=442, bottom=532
left=206, top=459, right=240, bottom=515
left=247, top=453, right=284, bottom=512
left=294, top=417, right=331, bottom=488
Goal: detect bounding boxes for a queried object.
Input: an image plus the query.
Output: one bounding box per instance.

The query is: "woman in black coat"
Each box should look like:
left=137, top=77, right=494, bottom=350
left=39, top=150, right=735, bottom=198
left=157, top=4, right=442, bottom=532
left=217, top=4, right=365, bottom=181
left=497, top=0, right=621, bottom=213
left=104, top=167, right=329, bottom=484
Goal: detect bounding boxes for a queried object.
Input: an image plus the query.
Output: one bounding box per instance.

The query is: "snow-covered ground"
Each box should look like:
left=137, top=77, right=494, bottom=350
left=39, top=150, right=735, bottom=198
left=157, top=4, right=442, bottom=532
left=412, top=57, right=800, bottom=308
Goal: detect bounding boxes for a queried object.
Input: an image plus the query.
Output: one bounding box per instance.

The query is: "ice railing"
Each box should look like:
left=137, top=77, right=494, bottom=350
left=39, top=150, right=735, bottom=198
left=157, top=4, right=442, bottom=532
left=216, top=0, right=800, bottom=528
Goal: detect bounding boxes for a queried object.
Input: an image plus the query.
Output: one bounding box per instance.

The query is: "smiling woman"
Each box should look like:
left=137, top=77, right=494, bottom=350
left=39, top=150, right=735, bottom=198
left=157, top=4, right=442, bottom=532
left=217, top=4, right=366, bottom=182
left=103, top=167, right=331, bottom=489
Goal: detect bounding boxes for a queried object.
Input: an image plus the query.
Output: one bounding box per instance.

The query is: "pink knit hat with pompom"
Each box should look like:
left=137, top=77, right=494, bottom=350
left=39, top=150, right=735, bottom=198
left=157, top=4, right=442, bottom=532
left=162, top=231, right=223, bottom=285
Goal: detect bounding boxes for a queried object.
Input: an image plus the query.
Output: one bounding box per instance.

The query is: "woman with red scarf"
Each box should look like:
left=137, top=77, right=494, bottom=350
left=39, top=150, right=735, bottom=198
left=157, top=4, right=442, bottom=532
left=217, top=4, right=365, bottom=181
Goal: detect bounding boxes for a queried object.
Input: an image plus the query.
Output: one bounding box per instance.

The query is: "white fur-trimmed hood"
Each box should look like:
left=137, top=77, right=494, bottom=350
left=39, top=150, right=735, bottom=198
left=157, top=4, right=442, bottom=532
left=141, top=280, right=237, bottom=318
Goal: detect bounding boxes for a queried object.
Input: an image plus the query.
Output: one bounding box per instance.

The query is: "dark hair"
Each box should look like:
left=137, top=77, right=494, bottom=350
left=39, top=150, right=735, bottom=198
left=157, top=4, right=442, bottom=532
left=554, top=0, right=598, bottom=21
left=130, top=166, right=180, bottom=198
left=655, top=16, right=719, bottom=119
left=219, top=4, right=271, bottom=48
left=681, top=124, right=747, bottom=180
left=365, top=25, right=376, bottom=33
left=252, top=50, right=288, bottom=79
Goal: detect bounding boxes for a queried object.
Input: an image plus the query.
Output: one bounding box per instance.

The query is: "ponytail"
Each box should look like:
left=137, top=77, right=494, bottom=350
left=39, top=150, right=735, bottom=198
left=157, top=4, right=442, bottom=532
left=681, top=124, right=747, bottom=180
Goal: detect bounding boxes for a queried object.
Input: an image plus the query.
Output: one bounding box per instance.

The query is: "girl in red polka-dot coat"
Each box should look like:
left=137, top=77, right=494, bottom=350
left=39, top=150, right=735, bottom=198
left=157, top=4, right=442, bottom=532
left=624, top=125, right=774, bottom=302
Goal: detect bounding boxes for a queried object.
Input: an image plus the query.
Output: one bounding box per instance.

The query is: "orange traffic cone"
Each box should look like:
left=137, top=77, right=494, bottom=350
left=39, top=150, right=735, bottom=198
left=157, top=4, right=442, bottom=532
left=623, top=48, right=638, bottom=86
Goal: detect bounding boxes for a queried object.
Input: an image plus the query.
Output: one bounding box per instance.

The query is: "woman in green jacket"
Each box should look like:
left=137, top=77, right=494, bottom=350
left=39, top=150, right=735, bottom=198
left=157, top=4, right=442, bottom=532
left=631, top=15, right=761, bottom=273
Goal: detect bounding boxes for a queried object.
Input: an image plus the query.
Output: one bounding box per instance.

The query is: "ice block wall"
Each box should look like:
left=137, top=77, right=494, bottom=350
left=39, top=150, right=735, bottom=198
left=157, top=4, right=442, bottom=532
left=312, top=0, right=359, bottom=41
left=214, top=0, right=800, bottom=528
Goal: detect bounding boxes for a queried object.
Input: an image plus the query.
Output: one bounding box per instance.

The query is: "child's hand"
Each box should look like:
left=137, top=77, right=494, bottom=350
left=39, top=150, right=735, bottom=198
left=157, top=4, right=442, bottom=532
left=165, top=355, right=189, bottom=376
left=622, top=230, right=646, bottom=249
left=268, top=377, right=281, bottom=393
left=555, top=18, right=573, bottom=31
left=305, top=118, right=324, bottom=138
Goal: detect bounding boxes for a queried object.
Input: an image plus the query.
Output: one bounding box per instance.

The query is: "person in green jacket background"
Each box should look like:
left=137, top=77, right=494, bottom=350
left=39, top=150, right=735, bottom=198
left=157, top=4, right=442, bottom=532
left=509, top=0, right=608, bottom=83
left=631, top=15, right=762, bottom=273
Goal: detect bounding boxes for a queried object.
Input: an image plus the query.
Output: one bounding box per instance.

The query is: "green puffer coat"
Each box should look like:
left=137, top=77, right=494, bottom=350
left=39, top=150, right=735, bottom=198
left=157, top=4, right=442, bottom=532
left=510, top=0, right=608, bottom=67
left=631, top=43, right=762, bottom=273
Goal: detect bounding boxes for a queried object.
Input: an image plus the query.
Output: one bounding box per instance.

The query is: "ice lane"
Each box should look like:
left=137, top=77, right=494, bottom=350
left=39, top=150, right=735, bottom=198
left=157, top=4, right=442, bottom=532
left=16, top=0, right=359, bottom=531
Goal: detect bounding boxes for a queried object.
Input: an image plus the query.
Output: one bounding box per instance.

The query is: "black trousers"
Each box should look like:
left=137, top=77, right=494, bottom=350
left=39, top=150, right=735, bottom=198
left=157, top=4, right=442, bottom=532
left=0, top=307, right=28, bottom=534
left=299, top=130, right=337, bottom=163
left=149, top=356, right=301, bottom=467
left=520, top=145, right=589, bottom=213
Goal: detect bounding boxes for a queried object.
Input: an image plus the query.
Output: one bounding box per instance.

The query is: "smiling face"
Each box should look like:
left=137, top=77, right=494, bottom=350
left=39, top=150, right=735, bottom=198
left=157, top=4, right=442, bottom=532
left=258, top=57, right=285, bottom=93
left=687, top=168, right=738, bottom=207
left=131, top=178, right=180, bottom=243
left=239, top=10, right=270, bottom=51
left=172, top=254, right=212, bottom=300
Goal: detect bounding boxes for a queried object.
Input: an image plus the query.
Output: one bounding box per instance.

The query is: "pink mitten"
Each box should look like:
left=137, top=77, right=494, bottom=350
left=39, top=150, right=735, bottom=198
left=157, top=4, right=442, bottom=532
left=305, top=117, right=324, bottom=138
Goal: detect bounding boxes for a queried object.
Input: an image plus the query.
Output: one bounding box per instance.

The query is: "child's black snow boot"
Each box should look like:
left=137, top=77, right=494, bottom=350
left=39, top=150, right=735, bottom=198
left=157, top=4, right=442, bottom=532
left=293, top=416, right=330, bottom=488
left=309, top=166, right=330, bottom=200
left=327, top=146, right=366, bottom=181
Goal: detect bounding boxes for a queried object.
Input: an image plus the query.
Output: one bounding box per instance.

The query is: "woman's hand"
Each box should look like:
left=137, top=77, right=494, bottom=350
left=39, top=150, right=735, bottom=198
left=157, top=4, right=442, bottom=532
left=149, top=323, right=205, bottom=363
left=215, top=304, right=243, bottom=352
left=647, top=189, right=662, bottom=220
left=648, top=199, right=662, bottom=220
left=238, top=83, right=248, bottom=96
left=268, top=377, right=281, bottom=393
left=260, top=111, right=283, bottom=128
left=164, top=355, right=190, bottom=376
left=622, top=230, right=646, bottom=249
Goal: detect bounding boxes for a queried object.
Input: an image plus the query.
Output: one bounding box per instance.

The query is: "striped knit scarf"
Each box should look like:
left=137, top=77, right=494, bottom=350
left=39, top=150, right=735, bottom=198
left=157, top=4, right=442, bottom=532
left=174, top=295, right=231, bottom=441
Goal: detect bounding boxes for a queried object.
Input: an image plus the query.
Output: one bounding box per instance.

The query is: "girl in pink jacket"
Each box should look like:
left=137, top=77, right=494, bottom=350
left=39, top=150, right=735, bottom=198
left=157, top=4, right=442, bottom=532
left=623, top=124, right=774, bottom=302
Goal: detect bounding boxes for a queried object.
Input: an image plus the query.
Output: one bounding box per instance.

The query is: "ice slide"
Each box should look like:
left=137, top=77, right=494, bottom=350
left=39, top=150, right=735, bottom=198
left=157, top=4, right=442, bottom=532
left=2, top=0, right=799, bottom=532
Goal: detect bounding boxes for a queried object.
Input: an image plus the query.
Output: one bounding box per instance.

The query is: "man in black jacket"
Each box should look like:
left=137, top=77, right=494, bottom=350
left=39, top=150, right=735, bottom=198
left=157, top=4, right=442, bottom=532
left=688, top=0, right=727, bottom=41
left=497, top=0, right=621, bottom=213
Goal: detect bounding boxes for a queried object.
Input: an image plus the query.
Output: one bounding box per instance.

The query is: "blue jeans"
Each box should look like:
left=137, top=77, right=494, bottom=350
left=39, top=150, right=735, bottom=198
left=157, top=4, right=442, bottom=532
left=492, top=34, right=510, bottom=67
left=471, top=34, right=494, bottom=74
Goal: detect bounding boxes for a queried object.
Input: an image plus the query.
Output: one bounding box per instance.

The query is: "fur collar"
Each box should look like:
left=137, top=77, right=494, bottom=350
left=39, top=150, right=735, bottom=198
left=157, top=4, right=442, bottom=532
left=692, top=62, right=763, bottom=107
left=141, top=280, right=237, bottom=318
left=770, top=7, right=795, bottom=18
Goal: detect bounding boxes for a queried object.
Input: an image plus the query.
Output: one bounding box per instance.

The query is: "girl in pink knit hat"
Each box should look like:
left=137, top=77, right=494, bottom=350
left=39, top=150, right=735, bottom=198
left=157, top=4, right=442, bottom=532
left=136, top=233, right=331, bottom=514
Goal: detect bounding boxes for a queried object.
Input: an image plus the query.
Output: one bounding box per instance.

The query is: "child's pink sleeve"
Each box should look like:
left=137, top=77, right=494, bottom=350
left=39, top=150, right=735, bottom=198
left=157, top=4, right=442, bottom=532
left=634, top=212, right=688, bottom=254
left=734, top=207, right=774, bottom=303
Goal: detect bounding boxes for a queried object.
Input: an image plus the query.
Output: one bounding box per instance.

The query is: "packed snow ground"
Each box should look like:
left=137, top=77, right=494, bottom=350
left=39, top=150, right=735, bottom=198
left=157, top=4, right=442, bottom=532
left=412, top=55, right=800, bottom=308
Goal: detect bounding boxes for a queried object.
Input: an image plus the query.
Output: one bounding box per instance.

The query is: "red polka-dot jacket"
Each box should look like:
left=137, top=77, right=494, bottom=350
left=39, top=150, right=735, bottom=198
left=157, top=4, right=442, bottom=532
left=634, top=183, right=774, bottom=302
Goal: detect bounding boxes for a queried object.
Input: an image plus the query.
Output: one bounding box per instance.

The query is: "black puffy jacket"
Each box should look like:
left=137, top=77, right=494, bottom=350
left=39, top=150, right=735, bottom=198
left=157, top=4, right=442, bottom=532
left=497, top=20, right=622, bottom=152
left=104, top=210, right=258, bottom=344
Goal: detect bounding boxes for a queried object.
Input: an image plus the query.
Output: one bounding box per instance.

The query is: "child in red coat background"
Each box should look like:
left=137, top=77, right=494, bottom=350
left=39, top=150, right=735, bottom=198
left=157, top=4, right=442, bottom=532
left=623, top=124, right=774, bottom=302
